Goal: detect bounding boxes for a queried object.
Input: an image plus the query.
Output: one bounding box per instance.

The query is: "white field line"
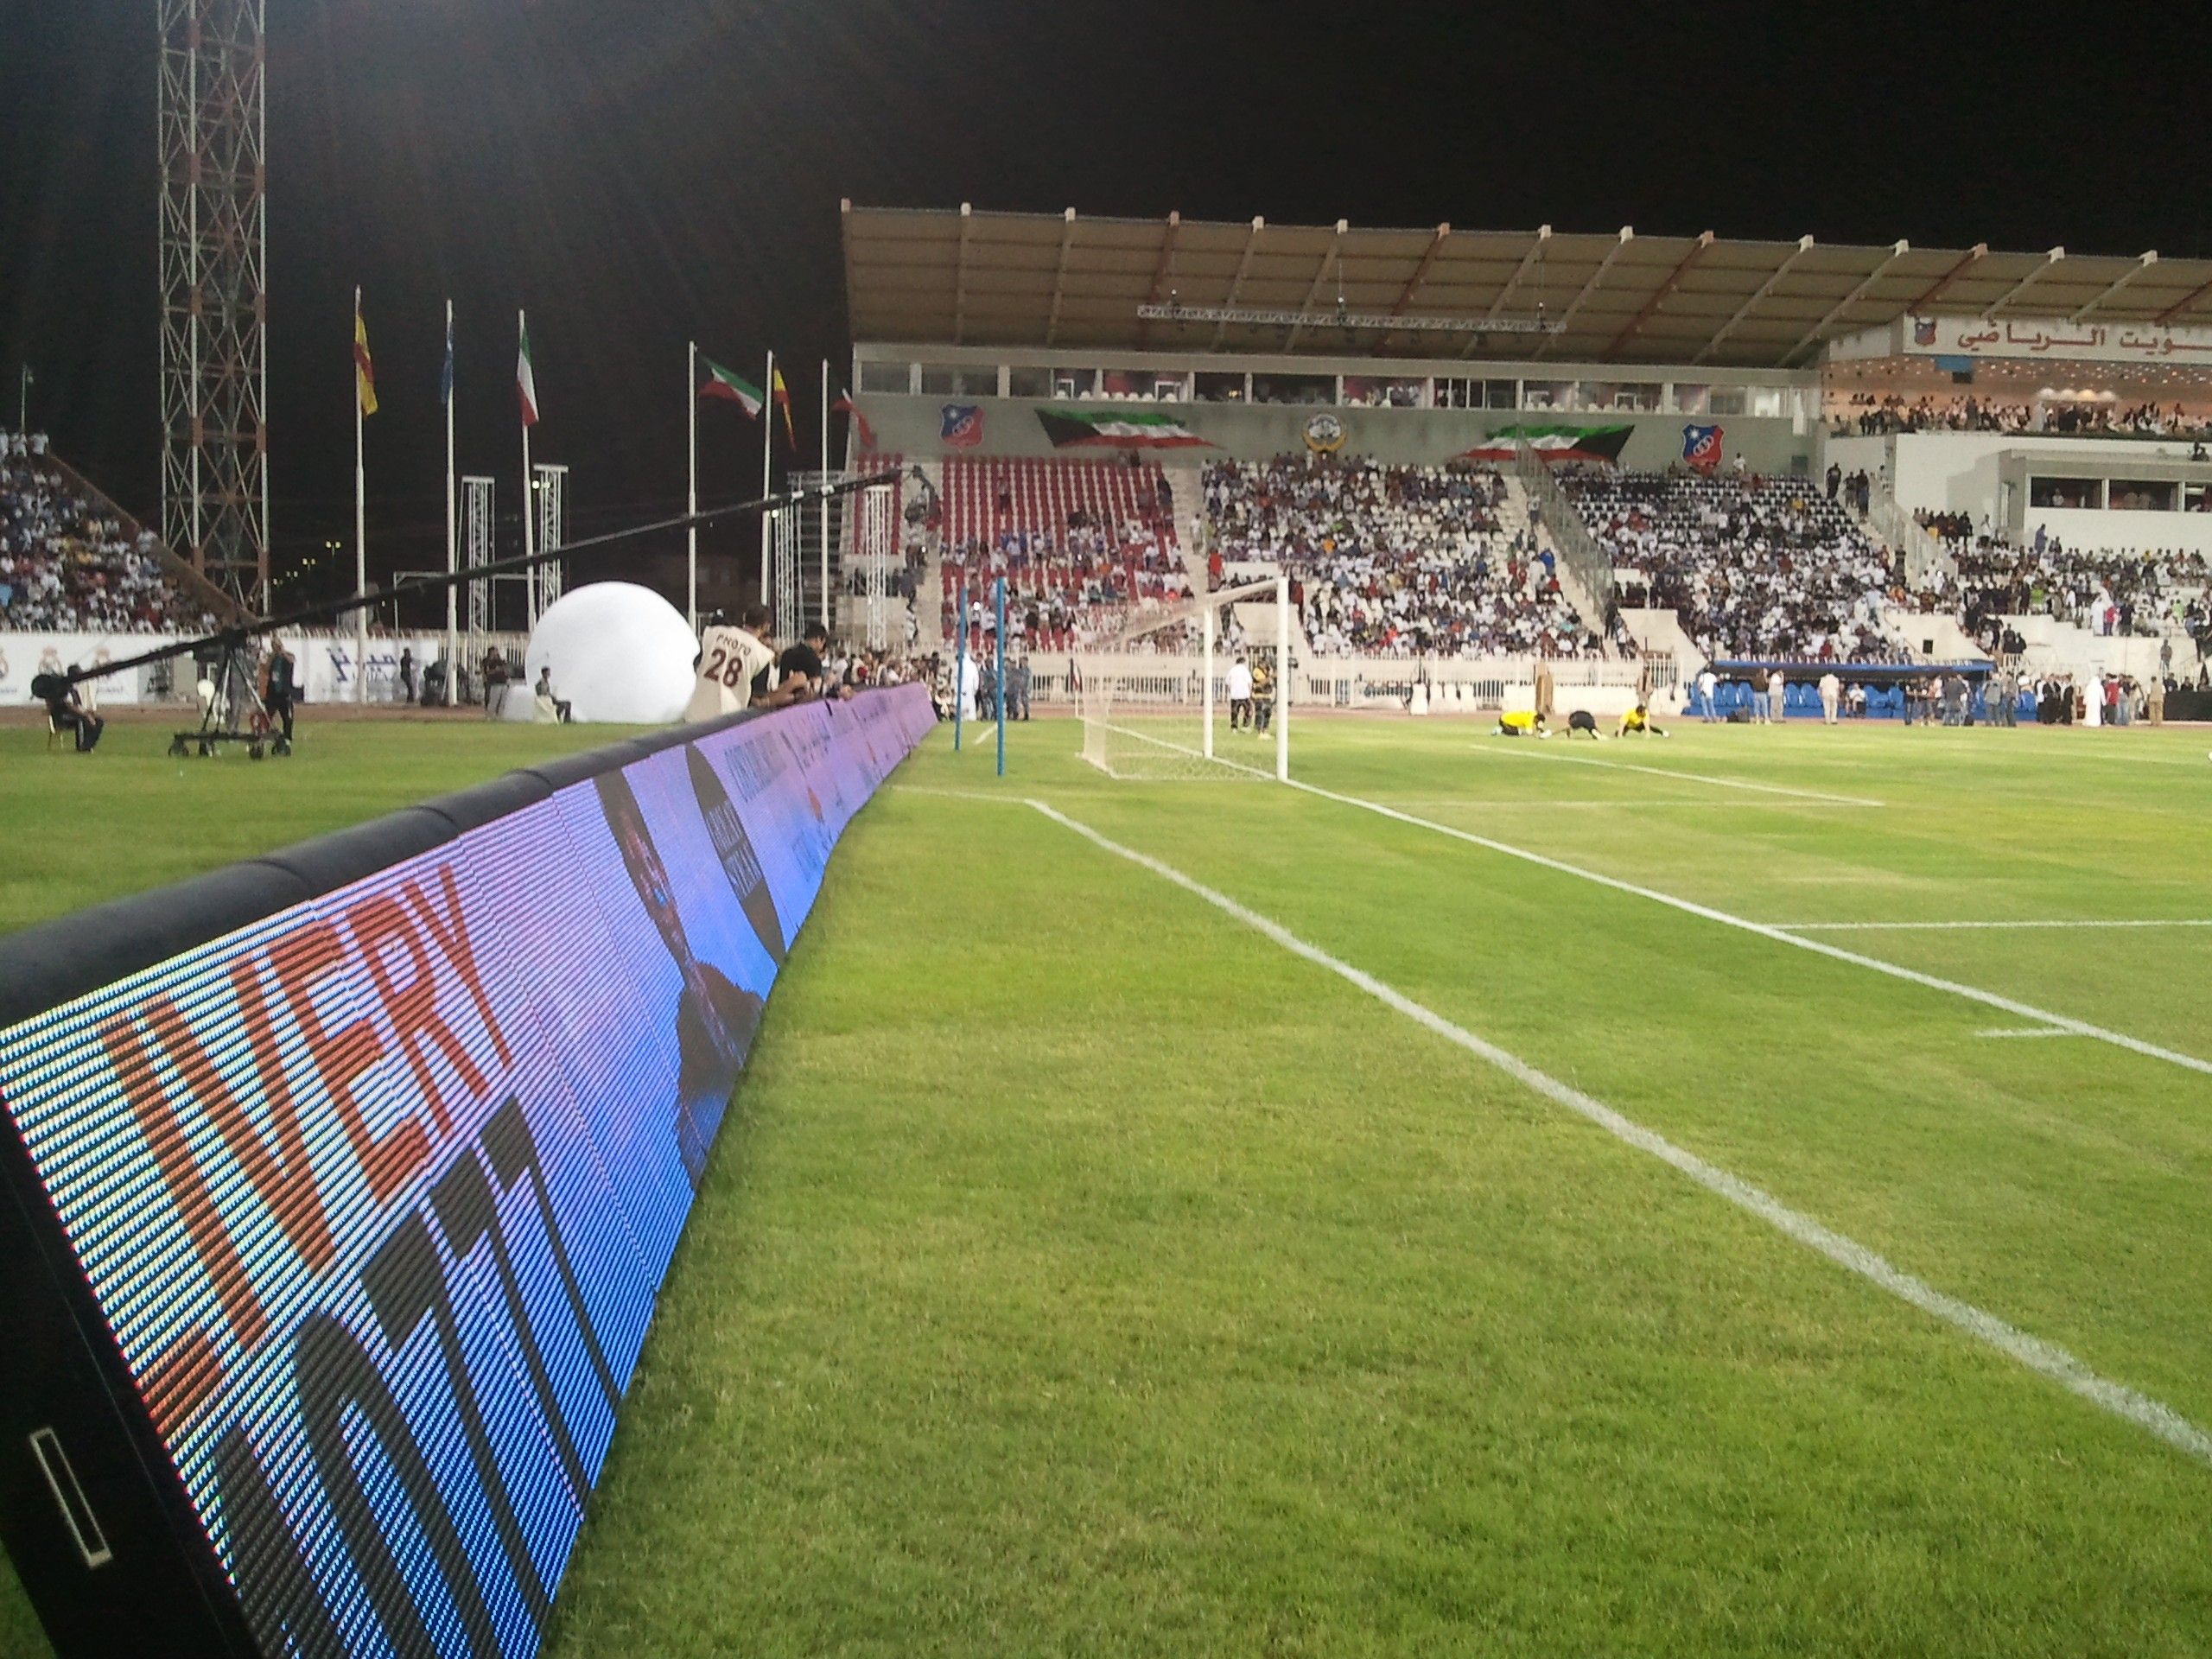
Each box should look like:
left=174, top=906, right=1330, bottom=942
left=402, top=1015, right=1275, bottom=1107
left=1028, top=798, right=2212, bottom=1472
left=885, top=785, right=1025, bottom=803
left=1469, top=744, right=1885, bottom=806
left=1378, top=798, right=1873, bottom=810
left=1782, top=918, right=2212, bottom=932
left=1979, top=1028, right=2087, bottom=1039
left=1246, top=766, right=2212, bottom=1081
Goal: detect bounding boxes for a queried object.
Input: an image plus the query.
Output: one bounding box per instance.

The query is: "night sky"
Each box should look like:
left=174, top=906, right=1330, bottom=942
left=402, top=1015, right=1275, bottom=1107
left=2, top=0, right=2202, bottom=613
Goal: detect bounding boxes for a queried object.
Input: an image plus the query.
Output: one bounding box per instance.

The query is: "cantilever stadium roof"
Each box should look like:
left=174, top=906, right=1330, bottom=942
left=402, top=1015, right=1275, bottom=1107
left=842, top=204, right=2212, bottom=370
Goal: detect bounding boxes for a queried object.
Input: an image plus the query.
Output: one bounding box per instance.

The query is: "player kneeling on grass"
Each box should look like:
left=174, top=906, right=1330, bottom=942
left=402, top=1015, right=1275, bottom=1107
left=1494, top=709, right=1548, bottom=739
left=1617, top=699, right=1669, bottom=738
left=1566, top=709, right=1603, bottom=741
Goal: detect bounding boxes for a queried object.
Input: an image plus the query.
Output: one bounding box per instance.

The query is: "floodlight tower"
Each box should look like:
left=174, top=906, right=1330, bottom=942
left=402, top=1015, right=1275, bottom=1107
left=159, top=0, right=270, bottom=608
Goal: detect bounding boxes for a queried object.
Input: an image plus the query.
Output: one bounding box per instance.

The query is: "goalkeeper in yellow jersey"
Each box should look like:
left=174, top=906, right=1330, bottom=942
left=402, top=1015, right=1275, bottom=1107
left=1493, top=708, right=1548, bottom=738
left=1616, top=699, right=1669, bottom=738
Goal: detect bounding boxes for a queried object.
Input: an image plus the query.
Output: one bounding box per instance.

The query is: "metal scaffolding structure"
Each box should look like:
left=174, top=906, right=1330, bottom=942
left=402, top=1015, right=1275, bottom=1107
left=462, top=474, right=497, bottom=664
left=770, top=505, right=802, bottom=646
left=531, top=462, right=569, bottom=625
left=159, top=0, right=270, bottom=607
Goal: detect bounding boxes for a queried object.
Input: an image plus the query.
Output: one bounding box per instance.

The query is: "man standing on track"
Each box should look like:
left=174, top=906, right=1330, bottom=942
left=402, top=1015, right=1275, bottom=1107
left=1697, top=664, right=1719, bottom=722
left=1818, top=669, right=1840, bottom=726
left=1770, top=668, right=1787, bottom=725
left=261, top=639, right=298, bottom=751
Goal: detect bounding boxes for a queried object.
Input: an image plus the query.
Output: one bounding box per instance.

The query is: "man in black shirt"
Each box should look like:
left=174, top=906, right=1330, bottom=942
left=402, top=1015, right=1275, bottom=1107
left=772, top=623, right=829, bottom=706
left=261, top=639, right=298, bottom=748
left=34, top=668, right=104, bottom=752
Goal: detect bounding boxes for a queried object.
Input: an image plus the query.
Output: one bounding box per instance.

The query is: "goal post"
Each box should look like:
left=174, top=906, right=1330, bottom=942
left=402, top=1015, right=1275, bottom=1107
left=1077, top=576, right=1293, bottom=782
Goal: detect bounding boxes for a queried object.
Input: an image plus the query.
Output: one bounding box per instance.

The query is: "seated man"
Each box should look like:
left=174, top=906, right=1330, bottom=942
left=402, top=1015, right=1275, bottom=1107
left=1493, top=708, right=1547, bottom=739
left=1617, top=699, right=1669, bottom=738
left=533, top=666, right=573, bottom=723
left=33, top=669, right=105, bottom=753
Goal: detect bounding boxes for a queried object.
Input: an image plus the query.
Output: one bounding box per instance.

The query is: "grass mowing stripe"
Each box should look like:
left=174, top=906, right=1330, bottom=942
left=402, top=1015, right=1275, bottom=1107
left=1028, top=797, right=2212, bottom=1473
left=1275, top=771, right=2212, bottom=1081
left=1467, top=744, right=1886, bottom=805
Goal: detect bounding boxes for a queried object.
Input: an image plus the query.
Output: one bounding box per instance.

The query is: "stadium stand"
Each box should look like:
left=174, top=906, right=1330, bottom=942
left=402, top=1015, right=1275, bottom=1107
left=1202, top=454, right=1597, bottom=658
left=1557, top=467, right=1904, bottom=662
left=1832, top=391, right=2212, bottom=441
left=1, top=449, right=222, bottom=634
left=938, top=456, right=1186, bottom=650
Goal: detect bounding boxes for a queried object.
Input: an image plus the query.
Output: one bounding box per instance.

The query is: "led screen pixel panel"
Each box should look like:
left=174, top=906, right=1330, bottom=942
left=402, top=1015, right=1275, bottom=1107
left=0, top=687, right=936, bottom=1657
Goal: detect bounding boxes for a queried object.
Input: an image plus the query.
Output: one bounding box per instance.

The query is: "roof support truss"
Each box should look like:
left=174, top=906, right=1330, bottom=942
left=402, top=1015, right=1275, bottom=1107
left=951, top=201, right=975, bottom=343
left=1904, top=243, right=1987, bottom=313
left=1461, top=226, right=1551, bottom=358
left=1782, top=238, right=1909, bottom=365
left=1529, top=227, right=1632, bottom=359
left=1042, top=207, right=1077, bottom=346
left=1390, top=223, right=1451, bottom=315
left=2157, top=272, right=2212, bottom=325
left=2071, top=251, right=2157, bottom=321
left=1284, top=219, right=1349, bottom=350
left=1982, top=246, right=2065, bottom=315
left=1605, top=231, right=1713, bottom=359
left=1690, top=235, right=1813, bottom=365
left=1211, top=217, right=1266, bottom=350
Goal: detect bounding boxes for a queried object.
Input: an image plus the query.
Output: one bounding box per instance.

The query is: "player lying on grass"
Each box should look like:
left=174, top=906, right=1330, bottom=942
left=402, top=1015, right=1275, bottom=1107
left=1493, top=709, right=1548, bottom=739
left=1617, top=700, right=1670, bottom=738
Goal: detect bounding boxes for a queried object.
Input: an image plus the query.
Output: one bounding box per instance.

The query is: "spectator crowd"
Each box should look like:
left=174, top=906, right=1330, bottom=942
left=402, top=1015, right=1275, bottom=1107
left=2, top=448, right=219, bottom=634
left=1203, top=454, right=1598, bottom=658
left=1560, top=467, right=1905, bottom=661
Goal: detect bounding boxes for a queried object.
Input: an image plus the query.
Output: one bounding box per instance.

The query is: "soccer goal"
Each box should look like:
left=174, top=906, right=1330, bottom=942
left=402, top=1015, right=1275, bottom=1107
left=1078, top=576, right=1293, bottom=782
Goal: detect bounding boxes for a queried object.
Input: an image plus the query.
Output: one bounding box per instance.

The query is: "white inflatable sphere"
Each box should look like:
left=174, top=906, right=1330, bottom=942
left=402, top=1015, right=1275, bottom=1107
left=524, top=582, right=696, bottom=724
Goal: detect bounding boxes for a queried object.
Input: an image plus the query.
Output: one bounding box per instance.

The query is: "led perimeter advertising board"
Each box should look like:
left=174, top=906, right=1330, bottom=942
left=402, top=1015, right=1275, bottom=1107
left=0, top=685, right=935, bottom=1657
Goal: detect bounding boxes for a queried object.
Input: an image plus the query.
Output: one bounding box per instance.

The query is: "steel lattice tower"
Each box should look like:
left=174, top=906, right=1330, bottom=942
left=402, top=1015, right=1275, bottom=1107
left=159, top=0, right=269, bottom=608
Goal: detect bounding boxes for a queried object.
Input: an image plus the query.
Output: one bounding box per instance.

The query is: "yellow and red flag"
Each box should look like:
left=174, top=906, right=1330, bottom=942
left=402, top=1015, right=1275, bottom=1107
left=772, top=364, right=795, bottom=448
left=353, top=294, right=378, bottom=417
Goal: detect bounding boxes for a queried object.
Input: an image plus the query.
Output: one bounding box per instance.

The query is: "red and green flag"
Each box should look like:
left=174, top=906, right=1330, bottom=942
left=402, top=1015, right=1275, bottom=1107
left=832, top=389, right=877, bottom=451
left=698, top=354, right=764, bottom=417
left=1461, top=423, right=1631, bottom=465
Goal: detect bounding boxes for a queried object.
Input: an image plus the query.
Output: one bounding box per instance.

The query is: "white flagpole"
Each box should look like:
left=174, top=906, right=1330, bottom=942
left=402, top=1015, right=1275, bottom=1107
left=819, top=356, right=830, bottom=632
left=760, top=347, right=774, bottom=605
left=354, top=285, right=367, bottom=705
left=520, top=309, right=536, bottom=627
left=1276, top=574, right=1290, bottom=782
left=687, top=340, right=699, bottom=633
left=444, top=299, right=458, bottom=705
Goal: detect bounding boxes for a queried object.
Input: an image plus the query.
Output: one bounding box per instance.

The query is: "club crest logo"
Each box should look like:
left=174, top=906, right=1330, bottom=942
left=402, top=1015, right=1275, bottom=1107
left=1303, top=411, right=1346, bottom=454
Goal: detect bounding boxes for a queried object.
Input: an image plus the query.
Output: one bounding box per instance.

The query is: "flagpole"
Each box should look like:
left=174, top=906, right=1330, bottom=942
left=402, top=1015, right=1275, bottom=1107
left=520, top=309, right=537, bottom=629
left=760, top=347, right=774, bottom=606
left=353, top=285, right=367, bottom=705
left=444, top=299, right=458, bottom=705
left=688, top=340, right=700, bottom=634
left=819, top=356, right=830, bottom=633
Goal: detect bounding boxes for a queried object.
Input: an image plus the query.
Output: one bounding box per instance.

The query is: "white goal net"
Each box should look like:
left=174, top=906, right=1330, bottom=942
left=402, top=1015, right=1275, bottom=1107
left=1079, top=578, right=1292, bottom=782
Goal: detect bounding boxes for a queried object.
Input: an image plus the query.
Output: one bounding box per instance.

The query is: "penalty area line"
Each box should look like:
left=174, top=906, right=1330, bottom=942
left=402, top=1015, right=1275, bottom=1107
left=1469, top=743, right=1885, bottom=806
left=1026, top=798, right=2212, bottom=1474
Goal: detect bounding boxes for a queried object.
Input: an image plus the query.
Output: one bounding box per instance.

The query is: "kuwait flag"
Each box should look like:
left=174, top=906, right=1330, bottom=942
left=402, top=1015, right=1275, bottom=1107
left=698, top=354, right=765, bottom=417
left=517, top=315, right=541, bottom=428
left=1461, top=423, right=1631, bottom=465
left=1036, top=408, right=1211, bottom=449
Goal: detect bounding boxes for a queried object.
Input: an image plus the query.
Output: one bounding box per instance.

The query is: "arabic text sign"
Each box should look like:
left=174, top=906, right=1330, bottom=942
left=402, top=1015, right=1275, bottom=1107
left=1904, top=315, right=2212, bottom=365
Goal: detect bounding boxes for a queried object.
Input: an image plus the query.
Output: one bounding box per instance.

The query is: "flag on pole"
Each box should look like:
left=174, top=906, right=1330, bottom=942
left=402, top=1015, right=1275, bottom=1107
left=772, top=365, right=797, bottom=448
left=697, top=354, right=765, bottom=416
left=353, top=303, right=378, bottom=416
left=517, top=317, right=541, bottom=427
left=832, top=388, right=877, bottom=452
left=440, top=308, right=455, bottom=408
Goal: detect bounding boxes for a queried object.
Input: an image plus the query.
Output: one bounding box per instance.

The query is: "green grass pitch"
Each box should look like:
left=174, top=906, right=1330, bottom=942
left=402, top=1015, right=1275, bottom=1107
left=3, top=711, right=2210, bottom=1656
